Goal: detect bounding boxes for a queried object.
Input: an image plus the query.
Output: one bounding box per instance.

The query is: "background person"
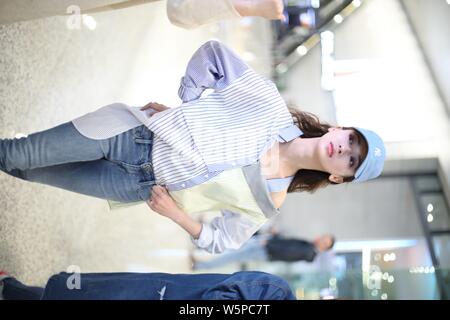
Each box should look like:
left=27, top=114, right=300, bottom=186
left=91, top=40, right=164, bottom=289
left=192, top=233, right=335, bottom=270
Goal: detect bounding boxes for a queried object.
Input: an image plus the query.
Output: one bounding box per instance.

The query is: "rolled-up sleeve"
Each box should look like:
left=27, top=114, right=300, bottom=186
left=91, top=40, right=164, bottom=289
left=191, top=209, right=264, bottom=254
left=178, top=40, right=250, bottom=103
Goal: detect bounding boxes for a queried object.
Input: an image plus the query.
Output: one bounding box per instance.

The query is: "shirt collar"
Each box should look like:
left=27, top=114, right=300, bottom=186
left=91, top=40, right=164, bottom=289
left=277, top=125, right=303, bottom=142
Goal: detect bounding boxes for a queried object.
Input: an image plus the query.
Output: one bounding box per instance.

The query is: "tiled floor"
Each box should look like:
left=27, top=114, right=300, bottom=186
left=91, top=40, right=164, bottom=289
left=0, top=1, right=273, bottom=286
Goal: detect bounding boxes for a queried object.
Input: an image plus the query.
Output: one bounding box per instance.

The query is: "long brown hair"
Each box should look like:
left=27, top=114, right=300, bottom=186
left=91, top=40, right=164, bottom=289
left=287, top=108, right=357, bottom=193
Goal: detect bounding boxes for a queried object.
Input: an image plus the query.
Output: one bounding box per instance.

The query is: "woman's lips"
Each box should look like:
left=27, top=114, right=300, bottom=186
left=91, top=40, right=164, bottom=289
left=328, top=142, right=334, bottom=157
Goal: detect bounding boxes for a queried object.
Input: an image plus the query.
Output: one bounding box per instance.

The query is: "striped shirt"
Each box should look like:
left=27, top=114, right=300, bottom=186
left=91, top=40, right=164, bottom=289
left=148, top=40, right=296, bottom=191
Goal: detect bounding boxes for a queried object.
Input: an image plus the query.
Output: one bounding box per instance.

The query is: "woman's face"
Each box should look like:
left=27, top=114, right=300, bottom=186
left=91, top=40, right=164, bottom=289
left=317, top=127, right=367, bottom=183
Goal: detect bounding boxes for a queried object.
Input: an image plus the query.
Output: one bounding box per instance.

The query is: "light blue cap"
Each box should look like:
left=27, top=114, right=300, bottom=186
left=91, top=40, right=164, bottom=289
left=353, top=128, right=386, bottom=182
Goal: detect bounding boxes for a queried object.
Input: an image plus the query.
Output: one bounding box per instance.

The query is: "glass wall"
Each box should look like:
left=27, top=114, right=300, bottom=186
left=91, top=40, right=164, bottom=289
left=245, top=173, right=450, bottom=300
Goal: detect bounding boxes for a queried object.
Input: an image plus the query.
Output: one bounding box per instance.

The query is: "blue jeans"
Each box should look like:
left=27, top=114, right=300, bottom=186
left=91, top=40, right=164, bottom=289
left=2, top=271, right=295, bottom=300
left=2, top=278, right=44, bottom=300
left=194, top=236, right=269, bottom=270
left=0, top=122, right=155, bottom=202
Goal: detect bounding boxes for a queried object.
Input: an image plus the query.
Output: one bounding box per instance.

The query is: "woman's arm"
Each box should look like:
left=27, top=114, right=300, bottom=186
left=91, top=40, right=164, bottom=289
left=231, top=0, right=285, bottom=20
left=166, top=0, right=285, bottom=29
left=167, top=0, right=241, bottom=29
left=192, top=210, right=262, bottom=254
left=147, top=186, right=263, bottom=254
left=147, top=186, right=202, bottom=239
left=178, top=40, right=250, bottom=103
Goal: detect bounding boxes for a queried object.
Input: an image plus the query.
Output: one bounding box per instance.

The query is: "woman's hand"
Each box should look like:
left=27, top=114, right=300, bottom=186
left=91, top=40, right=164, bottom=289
left=146, top=185, right=202, bottom=239
left=146, top=185, right=183, bottom=221
left=231, top=0, right=286, bottom=21
left=140, top=102, right=170, bottom=112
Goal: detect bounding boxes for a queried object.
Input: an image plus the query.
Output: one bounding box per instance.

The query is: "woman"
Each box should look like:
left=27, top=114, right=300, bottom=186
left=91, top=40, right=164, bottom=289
left=0, top=40, right=386, bottom=254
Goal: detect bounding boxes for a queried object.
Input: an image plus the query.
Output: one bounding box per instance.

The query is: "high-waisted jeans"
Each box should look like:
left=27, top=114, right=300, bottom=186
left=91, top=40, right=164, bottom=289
left=0, top=122, right=155, bottom=202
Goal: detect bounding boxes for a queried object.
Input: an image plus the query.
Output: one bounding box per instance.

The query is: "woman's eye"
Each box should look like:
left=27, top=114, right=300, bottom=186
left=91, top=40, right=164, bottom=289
left=349, top=134, right=354, bottom=145
left=350, top=156, right=354, bottom=167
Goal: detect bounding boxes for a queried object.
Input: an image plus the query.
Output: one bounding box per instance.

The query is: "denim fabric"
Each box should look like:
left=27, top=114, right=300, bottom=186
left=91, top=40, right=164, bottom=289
left=2, top=278, right=44, bottom=300
left=0, top=122, right=155, bottom=202
left=40, top=271, right=295, bottom=300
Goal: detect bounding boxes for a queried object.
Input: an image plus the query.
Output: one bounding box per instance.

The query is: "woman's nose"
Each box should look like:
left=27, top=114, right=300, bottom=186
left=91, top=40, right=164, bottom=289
left=339, top=145, right=350, bottom=154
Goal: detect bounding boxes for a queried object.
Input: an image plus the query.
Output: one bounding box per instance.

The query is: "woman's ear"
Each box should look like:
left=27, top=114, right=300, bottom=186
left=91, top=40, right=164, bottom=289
left=328, top=174, right=344, bottom=184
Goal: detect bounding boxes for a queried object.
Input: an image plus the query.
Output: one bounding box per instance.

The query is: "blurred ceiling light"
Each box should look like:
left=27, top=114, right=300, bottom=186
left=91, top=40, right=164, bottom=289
left=410, top=266, right=435, bottom=274
left=296, top=45, right=308, bottom=56
left=382, top=272, right=389, bottom=280
left=311, top=0, right=320, bottom=8
left=352, top=0, right=362, bottom=7
left=329, top=278, right=337, bottom=286
left=447, top=0, right=450, bottom=5
left=381, top=293, right=388, bottom=300
left=371, top=289, right=378, bottom=296
left=427, top=213, right=434, bottom=223
left=276, top=63, right=288, bottom=74
left=320, top=30, right=335, bottom=90
left=320, top=30, right=335, bottom=41
left=82, top=15, right=97, bottom=30
left=387, top=276, right=394, bottom=283
left=320, top=31, right=334, bottom=56
left=333, top=14, right=344, bottom=24
left=427, top=203, right=434, bottom=212
left=382, top=252, right=396, bottom=262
